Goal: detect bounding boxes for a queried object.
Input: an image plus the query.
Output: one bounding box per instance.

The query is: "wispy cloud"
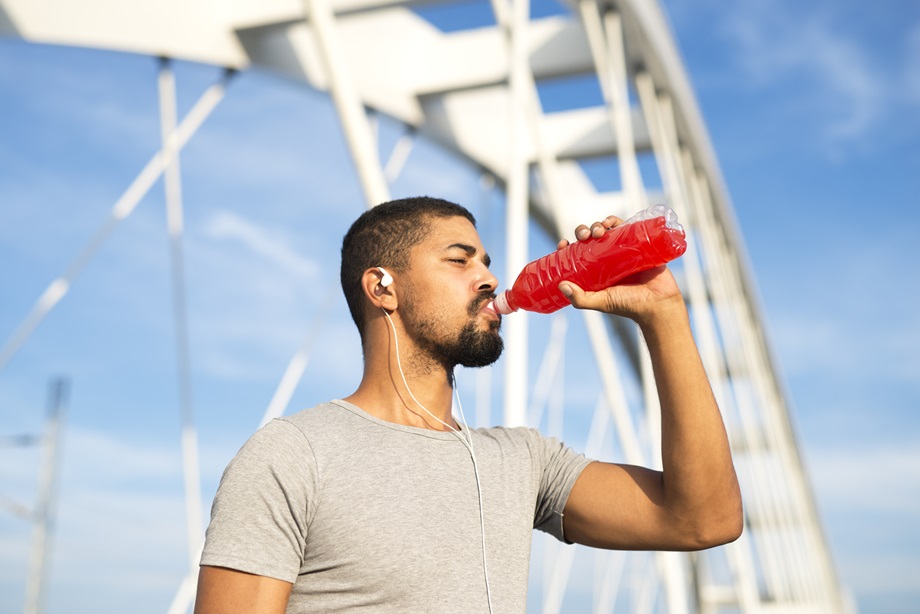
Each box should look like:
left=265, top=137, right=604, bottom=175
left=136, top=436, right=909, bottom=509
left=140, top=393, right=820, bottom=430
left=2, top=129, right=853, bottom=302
left=904, top=22, right=920, bottom=104
left=202, top=211, right=318, bottom=279
left=719, top=1, right=885, bottom=143
left=0, top=425, right=190, bottom=613
left=757, top=210, right=920, bottom=389
left=807, top=440, right=920, bottom=598
left=809, top=441, right=920, bottom=516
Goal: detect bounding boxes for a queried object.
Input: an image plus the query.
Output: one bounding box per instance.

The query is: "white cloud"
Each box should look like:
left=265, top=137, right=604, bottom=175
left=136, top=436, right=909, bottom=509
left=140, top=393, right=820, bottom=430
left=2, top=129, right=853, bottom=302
left=0, top=425, right=193, bottom=614
left=904, top=22, right=920, bottom=104
left=843, top=554, right=920, bottom=595
left=805, top=440, right=920, bottom=599
left=808, top=441, right=920, bottom=516
left=60, top=425, right=182, bottom=484
left=762, top=220, right=920, bottom=386
left=202, top=211, right=318, bottom=279
left=720, top=1, right=885, bottom=143
left=768, top=306, right=920, bottom=389
left=180, top=210, right=352, bottom=383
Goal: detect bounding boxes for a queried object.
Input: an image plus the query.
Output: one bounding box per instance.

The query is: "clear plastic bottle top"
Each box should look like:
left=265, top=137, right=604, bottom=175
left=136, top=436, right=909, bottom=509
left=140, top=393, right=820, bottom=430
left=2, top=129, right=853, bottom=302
left=493, top=205, right=687, bottom=315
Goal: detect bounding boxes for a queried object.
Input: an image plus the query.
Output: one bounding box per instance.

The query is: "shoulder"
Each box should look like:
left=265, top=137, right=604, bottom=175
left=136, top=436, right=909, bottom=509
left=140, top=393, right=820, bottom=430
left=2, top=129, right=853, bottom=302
left=275, top=400, right=375, bottom=450
left=471, top=426, right=590, bottom=477
left=224, top=402, right=348, bottom=476
left=473, top=425, right=572, bottom=456
left=274, top=402, right=340, bottom=436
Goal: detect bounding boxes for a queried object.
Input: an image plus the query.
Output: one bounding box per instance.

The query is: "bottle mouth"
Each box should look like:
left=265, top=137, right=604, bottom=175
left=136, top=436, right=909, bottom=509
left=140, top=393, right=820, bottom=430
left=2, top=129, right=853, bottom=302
left=492, top=292, right=514, bottom=315
left=625, top=204, right=684, bottom=234
left=661, top=206, right=684, bottom=233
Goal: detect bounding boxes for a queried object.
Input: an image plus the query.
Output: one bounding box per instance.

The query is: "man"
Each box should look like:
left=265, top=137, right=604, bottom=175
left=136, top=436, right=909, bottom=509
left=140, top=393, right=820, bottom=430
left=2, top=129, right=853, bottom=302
left=195, top=196, right=742, bottom=613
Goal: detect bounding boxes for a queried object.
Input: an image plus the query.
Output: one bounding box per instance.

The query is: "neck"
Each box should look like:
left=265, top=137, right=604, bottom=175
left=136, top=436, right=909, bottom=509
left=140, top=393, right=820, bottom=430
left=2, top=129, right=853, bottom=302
left=346, top=366, right=457, bottom=431
left=346, top=321, right=458, bottom=431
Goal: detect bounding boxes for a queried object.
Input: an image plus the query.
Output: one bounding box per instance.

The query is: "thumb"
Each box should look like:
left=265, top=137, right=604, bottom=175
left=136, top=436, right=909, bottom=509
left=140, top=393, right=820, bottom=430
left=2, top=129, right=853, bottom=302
left=558, top=281, right=588, bottom=308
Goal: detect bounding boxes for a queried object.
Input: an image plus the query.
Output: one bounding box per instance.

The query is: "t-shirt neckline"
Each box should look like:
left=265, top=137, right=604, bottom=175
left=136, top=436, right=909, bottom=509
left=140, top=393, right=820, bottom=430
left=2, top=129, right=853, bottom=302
left=329, top=399, right=472, bottom=441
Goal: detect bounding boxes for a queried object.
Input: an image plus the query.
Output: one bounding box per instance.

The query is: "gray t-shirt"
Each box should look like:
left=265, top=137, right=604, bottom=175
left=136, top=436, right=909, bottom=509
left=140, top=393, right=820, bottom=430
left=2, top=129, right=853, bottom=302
left=201, top=400, right=592, bottom=613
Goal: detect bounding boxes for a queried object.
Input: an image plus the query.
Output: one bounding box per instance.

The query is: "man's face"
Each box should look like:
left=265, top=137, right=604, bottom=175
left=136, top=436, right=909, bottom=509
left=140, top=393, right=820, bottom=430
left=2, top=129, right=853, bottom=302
left=399, top=215, right=503, bottom=369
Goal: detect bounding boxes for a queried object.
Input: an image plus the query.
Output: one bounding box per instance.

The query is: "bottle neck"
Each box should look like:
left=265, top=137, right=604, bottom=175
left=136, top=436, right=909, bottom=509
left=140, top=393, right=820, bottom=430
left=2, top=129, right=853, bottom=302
left=493, top=290, right=516, bottom=315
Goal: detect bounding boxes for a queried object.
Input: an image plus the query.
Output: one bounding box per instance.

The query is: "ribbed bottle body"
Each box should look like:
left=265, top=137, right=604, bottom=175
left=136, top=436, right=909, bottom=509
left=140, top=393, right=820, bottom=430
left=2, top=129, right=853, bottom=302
left=495, top=207, right=686, bottom=315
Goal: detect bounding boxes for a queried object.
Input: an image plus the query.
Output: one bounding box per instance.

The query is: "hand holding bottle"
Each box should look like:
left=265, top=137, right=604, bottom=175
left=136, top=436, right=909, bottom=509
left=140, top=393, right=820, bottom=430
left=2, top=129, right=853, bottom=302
left=492, top=205, right=688, bottom=320
left=556, top=212, right=685, bottom=324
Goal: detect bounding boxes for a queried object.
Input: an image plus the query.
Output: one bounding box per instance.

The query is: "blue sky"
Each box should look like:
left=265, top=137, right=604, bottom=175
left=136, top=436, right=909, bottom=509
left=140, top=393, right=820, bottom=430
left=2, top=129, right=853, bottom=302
left=1, top=0, right=918, bottom=613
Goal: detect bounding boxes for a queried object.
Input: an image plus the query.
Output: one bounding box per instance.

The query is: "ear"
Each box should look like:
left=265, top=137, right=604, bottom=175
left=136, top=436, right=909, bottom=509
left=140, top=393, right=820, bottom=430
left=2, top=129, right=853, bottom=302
left=360, top=267, right=397, bottom=311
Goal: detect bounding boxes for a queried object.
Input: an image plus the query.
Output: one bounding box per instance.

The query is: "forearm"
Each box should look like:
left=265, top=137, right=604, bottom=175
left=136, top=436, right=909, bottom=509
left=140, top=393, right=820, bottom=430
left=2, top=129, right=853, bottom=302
left=638, top=299, right=742, bottom=547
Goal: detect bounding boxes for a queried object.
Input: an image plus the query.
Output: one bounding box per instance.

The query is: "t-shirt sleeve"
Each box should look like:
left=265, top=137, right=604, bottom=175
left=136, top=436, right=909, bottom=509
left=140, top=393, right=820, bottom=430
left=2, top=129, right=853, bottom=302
left=199, top=418, right=318, bottom=583
left=530, top=430, right=593, bottom=543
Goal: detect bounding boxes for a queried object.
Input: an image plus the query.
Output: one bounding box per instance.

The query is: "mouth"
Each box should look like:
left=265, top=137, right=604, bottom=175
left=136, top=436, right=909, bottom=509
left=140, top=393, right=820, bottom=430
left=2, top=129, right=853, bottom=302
left=479, top=300, right=502, bottom=323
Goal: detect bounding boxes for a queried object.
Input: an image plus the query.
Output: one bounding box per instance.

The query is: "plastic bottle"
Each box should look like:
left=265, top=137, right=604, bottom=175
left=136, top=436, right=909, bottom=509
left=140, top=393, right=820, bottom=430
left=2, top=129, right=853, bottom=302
left=492, top=205, right=687, bottom=315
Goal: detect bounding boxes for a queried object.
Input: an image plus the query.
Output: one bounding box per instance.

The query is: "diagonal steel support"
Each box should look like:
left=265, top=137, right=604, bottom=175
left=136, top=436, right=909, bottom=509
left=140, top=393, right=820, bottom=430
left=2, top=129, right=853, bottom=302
left=0, top=68, right=235, bottom=373
left=303, top=0, right=390, bottom=208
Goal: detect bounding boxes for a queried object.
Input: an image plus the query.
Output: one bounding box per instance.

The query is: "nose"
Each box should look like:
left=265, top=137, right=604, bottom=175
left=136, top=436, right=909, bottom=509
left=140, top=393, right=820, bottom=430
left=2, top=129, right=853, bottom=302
left=477, top=263, right=499, bottom=294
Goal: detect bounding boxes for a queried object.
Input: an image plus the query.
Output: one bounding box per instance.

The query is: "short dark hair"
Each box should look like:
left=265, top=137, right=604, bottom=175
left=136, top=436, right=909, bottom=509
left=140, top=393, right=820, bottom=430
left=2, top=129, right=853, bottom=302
left=340, top=196, right=477, bottom=340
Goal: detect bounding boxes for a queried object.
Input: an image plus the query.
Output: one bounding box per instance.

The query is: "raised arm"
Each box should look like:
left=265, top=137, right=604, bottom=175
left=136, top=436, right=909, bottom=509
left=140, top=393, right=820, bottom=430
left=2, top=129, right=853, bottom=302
left=558, top=216, right=742, bottom=551
left=195, top=566, right=292, bottom=614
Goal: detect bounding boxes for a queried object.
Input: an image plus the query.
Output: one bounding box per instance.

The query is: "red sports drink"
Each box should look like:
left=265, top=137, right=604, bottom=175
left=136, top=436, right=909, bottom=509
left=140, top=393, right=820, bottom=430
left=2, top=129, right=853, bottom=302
left=492, top=205, right=687, bottom=315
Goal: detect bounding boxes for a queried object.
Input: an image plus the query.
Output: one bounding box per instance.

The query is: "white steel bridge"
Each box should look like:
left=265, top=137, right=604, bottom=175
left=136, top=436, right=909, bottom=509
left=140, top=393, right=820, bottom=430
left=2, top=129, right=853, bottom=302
left=0, top=0, right=849, bottom=612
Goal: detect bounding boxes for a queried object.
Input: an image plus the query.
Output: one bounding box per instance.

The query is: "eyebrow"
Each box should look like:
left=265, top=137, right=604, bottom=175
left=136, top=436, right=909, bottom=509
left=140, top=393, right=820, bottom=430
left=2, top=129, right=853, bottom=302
left=446, top=243, right=491, bottom=268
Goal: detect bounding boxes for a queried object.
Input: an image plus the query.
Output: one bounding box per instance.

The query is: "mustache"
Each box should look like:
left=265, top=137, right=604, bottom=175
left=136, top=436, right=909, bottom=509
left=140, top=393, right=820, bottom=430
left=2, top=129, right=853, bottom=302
left=467, top=291, right=497, bottom=316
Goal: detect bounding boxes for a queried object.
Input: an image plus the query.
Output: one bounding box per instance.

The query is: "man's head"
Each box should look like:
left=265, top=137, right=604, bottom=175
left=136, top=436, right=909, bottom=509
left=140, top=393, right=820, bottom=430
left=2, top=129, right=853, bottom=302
left=340, top=196, right=477, bottom=341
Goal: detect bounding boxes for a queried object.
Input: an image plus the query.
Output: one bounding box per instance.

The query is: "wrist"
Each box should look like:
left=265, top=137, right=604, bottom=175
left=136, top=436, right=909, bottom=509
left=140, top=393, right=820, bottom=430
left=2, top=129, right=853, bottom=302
left=634, top=295, right=688, bottom=333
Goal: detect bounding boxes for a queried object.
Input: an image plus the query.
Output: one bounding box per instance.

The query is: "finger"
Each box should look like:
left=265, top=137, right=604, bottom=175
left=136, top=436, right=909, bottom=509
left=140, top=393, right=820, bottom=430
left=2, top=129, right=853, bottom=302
left=602, top=215, right=622, bottom=228
left=575, top=215, right=624, bottom=242
left=559, top=281, right=591, bottom=309
left=588, top=216, right=623, bottom=239
left=557, top=238, right=570, bottom=250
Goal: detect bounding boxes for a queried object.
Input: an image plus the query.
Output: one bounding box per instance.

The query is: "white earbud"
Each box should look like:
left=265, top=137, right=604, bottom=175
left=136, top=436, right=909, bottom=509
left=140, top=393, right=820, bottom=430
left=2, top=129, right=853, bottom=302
left=378, top=267, right=393, bottom=288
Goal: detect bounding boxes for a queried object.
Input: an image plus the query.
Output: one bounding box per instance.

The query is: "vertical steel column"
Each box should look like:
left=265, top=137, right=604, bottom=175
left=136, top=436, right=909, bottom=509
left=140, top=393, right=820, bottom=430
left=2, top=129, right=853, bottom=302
left=491, top=0, right=575, bottom=430
left=577, top=2, right=645, bottom=212
left=679, top=149, right=762, bottom=614
left=545, top=393, right=611, bottom=614
left=694, top=161, right=813, bottom=605
left=158, top=58, right=204, bottom=575
left=686, top=163, right=796, bottom=605
left=579, top=7, right=684, bottom=610
left=23, top=378, right=68, bottom=614
left=497, top=0, right=531, bottom=428
left=673, top=125, right=763, bottom=613
left=525, top=315, right=567, bottom=427
left=604, top=9, right=644, bottom=209
left=726, top=241, right=827, bottom=605
left=593, top=549, right=626, bottom=613
left=583, top=312, right=644, bottom=464
left=635, top=69, right=774, bottom=612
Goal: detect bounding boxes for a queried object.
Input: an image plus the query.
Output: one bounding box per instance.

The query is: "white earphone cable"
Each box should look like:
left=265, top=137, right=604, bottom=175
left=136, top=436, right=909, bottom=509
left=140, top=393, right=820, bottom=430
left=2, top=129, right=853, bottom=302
left=452, top=385, right=494, bottom=614
left=382, top=309, right=494, bottom=614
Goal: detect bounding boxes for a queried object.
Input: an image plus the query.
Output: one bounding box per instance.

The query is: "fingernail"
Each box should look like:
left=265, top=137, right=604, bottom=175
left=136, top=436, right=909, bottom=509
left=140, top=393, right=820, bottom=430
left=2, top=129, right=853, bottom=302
left=559, top=283, right=573, bottom=297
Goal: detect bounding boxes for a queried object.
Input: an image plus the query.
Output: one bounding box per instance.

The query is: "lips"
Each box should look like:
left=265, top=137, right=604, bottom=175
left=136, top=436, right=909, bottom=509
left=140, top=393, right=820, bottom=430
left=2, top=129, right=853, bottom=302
left=479, top=301, right=501, bottom=322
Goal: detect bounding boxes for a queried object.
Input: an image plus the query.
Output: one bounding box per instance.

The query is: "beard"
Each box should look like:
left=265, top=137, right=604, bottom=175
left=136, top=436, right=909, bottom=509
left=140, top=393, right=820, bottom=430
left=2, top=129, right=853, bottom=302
left=404, top=291, right=504, bottom=370
left=445, top=318, right=504, bottom=368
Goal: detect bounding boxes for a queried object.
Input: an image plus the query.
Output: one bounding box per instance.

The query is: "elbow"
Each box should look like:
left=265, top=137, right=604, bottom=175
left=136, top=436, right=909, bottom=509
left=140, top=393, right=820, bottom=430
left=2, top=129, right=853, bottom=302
left=686, top=496, right=744, bottom=550
left=694, top=511, right=743, bottom=550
